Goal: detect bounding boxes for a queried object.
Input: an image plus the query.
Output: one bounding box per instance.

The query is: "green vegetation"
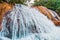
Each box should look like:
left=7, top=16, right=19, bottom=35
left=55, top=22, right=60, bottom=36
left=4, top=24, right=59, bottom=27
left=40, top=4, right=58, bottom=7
left=33, top=0, right=60, bottom=16
left=9, top=0, right=25, bottom=4
left=0, top=0, right=26, bottom=4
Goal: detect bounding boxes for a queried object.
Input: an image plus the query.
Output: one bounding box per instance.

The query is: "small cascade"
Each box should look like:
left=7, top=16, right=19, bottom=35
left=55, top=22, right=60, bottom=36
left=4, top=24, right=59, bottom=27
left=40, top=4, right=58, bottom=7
left=0, top=4, right=60, bottom=40
left=25, top=0, right=34, bottom=6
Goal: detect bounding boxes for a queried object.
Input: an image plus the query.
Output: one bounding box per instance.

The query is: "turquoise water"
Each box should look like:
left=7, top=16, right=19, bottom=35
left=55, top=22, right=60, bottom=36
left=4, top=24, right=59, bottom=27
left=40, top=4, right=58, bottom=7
left=0, top=4, right=60, bottom=40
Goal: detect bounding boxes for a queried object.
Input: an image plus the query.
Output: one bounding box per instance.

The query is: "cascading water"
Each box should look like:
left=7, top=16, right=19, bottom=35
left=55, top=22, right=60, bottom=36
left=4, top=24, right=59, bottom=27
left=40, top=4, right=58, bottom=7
left=0, top=4, right=60, bottom=40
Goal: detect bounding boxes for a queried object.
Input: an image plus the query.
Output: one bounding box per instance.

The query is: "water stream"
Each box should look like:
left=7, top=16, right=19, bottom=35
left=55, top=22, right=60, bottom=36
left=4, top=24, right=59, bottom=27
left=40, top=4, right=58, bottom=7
left=0, top=4, right=60, bottom=40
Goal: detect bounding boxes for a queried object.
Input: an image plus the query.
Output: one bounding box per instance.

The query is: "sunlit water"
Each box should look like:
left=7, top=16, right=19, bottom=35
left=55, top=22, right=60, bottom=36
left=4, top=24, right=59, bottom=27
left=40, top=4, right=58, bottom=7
left=0, top=4, right=60, bottom=40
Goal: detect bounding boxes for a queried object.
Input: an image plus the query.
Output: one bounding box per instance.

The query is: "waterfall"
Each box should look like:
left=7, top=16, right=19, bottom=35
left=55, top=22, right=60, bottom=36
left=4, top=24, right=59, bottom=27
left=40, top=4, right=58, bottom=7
left=0, top=4, right=60, bottom=40
left=25, top=0, right=34, bottom=6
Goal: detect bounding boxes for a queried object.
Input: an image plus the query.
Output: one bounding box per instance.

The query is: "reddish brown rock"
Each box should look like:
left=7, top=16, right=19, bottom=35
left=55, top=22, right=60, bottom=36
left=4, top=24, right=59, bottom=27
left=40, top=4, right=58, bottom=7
left=0, top=2, right=13, bottom=31
left=32, top=6, right=60, bottom=26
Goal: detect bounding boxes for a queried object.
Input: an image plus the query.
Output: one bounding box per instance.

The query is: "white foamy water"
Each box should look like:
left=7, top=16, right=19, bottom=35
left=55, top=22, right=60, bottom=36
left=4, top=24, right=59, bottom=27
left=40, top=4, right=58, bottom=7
left=0, top=4, right=60, bottom=40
